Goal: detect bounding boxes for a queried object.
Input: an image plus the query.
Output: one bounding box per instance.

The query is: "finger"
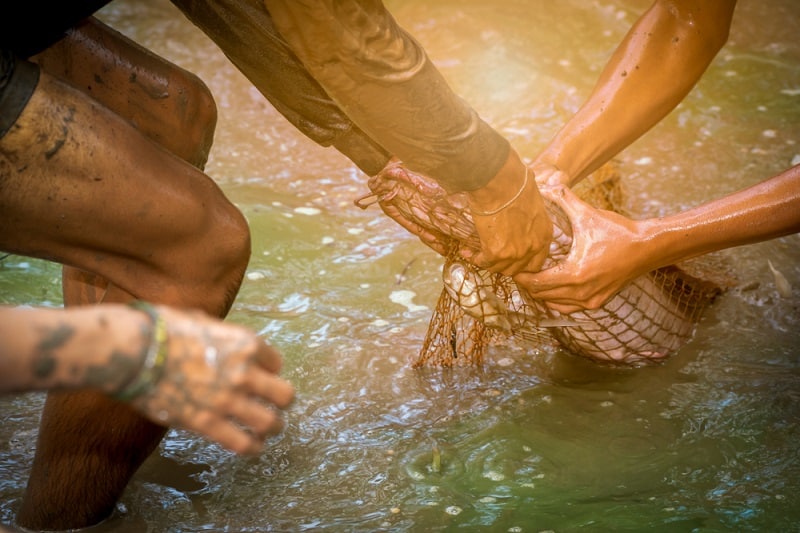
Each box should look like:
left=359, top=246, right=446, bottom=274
left=245, top=370, right=295, bottom=409
left=380, top=206, right=449, bottom=255
left=523, top=248, right=549, bottom=273
left=458, top=246, right=479, bottom=264
left=253, top=341, right=284, bottom=374
left=523, top=280, right=608, bottom=312
left=490, top=260, right=529, bottom=279
left=409, top=226, right=449, bottom=256
left=514, top=272, right=581, bottom=303
left=468, top=251, right=515, bottom=276
left=513, top=272, right=544, bottom=293
left=418, top=232, right=450, bottom=256
left=514, top=278, right=586, bottom=308
left=227, top=396, right=285, bottom=438
left=379, top=206, right=422, bottom=235
left=379, top=202, right=427, bottom=233
left=542, top=185, right=590, bottom=221
left=544, top=301, right=584, bottom=315
left=187, top=413, right=264, bottom=455
left=515, top=270, right=564, bottom=293
left=518, top=283, right=581, bottom=305
left=530, top=164, right=569, bottom=188
left=473, top=256, right=524, bottom=278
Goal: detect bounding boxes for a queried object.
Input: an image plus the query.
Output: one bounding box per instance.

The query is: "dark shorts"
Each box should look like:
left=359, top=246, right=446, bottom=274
left=0, top=0, right=112, bottom=58
left=0, top=0, right=113, bottom=139
left=0, top=52, right=40, bottom=139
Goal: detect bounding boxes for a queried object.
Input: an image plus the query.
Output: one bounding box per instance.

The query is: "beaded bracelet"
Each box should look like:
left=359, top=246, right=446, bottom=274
left=114, top=301, right=169, bottom=402
left=470, top=166, right=529, bottom=217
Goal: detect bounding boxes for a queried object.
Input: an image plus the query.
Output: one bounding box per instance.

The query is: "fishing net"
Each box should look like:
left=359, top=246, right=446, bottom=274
left=357, top=161, right=732, bottom=367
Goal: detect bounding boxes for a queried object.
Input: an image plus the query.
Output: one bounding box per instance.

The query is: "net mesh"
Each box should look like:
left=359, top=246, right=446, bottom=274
left=357, top=161, right=733, bottom=367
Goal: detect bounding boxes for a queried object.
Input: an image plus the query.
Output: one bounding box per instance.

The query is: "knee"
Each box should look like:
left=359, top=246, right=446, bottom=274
left=196, top=200, right=251, bottom=317
left=216, top=205, right=251, bottom=314
left=144, top=187, right=250, bottom=318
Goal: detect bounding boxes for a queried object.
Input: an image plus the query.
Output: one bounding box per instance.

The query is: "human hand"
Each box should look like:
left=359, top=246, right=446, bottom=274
left=364, top=158, right=473, bottom=257
left=124, top=305, right=295, bottom=454
left=376, top=195, right=451, bottom=257
left=530, top=161, right=571, bottom=188
left=465, top=157, right=553, bottom=276
left=514, top=185, right=652, bottom=313
left=363, top=157, right=552, bottom=273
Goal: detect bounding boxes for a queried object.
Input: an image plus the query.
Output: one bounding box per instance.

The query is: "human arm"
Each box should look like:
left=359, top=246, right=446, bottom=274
left=169, top=0, right=393, bottom=175
left=534, top=0, right=737, bottom=187
left=0, top=303, right=295, bottom=454
left=516, top=165, right=800, bottom=312
left=262, top=0, right=552, bottom=275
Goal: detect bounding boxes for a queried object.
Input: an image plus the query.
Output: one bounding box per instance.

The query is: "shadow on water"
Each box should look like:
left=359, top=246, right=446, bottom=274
left=2, top=0, right=799, bottom=531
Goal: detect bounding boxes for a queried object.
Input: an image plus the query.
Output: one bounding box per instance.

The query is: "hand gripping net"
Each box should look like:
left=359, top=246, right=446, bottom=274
left=356, top=161, right=730, bottom=367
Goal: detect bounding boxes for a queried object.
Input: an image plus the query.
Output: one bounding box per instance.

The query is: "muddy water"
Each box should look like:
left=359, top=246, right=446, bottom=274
left=2, top=0, right=799, bottom=531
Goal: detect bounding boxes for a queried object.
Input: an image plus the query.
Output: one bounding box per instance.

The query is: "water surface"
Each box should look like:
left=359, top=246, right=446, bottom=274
left=1, top=0, right=799, bottom=531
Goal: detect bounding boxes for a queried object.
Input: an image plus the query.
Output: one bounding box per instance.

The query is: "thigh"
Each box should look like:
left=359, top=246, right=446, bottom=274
left=30, top=17, right=222, bottom=303
left=0, top=70, right=240, bottom=302
left=32, top=17, right=217, bottom=168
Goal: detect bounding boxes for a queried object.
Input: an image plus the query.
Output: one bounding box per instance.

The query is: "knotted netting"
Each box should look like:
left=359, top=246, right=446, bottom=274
left=357, top=161, right=731, bottom=367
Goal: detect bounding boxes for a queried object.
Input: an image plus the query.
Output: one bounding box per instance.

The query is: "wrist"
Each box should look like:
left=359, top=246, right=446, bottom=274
left=633, top=217, right=677, bottom=272
left=470, top=166, right=529, bottom=217
left=113, top=301, right=169, bottom=402
left=467, top=150, right=530, bottom=213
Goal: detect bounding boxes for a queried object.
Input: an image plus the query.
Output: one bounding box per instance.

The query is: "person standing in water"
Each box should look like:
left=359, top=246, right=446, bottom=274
left=2, top=7, right=259, bottom=529
left=5, top=1, right=554, bottom=529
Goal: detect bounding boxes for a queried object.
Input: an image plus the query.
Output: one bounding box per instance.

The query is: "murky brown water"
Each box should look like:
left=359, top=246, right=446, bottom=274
left=2, top=0, right=799, bottom=531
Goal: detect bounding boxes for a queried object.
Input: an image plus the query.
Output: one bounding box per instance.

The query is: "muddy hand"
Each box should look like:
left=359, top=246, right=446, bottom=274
left=530, top=161, right=572, bottom=188
left=466, top=156, right=553, bottom=276
left=363, top=159, right=455, bottom=256
left=127, top=305, right=295, bottom=454
left=515, top=185, right=646, bottom=313
left=377, top=198, right=451, bottom=256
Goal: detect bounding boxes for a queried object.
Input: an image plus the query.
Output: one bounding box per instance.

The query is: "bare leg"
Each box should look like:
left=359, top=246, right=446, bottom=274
left=39, top=16, right=219, bottom=309
left=5, top=21, right=247, bottom=530
left=32, top=17, right=217, bottom=169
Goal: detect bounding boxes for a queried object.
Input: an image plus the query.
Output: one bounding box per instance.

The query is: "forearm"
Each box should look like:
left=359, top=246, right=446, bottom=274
left=537, top=0, right=735, bottom=184
left=0, top=305, right=146, bottom=394
left=171, top=0, right=391, bottom=175
left=639, top=165, right=800, bottom=268
left=263, top=0, right=509, bottom=192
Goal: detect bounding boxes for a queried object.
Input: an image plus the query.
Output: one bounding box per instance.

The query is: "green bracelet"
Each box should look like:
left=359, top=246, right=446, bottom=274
left=114, top=301, right=169, bottom=402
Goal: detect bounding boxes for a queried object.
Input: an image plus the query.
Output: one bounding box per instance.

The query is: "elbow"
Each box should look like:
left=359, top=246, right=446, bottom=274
left=660, top=0, right=734, bottom=61
left=703, top=18, right=731, bottom=57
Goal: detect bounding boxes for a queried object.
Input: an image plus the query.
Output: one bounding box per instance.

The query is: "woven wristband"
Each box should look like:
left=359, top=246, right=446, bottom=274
left=471, top=166, right=529, bottom=217
left=114, top=301, right=169, bottom=402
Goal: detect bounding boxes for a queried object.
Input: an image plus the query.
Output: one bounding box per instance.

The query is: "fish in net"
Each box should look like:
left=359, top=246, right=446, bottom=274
left=356, top=160, right=732, bottom=367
